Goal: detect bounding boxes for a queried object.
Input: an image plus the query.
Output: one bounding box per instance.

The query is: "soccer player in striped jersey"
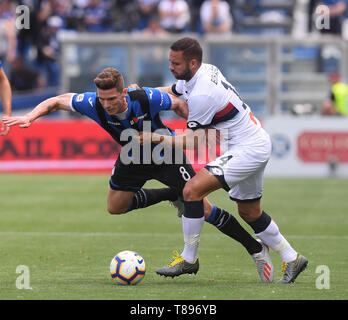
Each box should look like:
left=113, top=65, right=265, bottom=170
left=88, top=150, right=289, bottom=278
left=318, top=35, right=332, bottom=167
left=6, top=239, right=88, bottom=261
left=0, top=59, right=12, bottom=136
left=3, top=67, right=273, bottom=283
left=141, top=37, right=308, bottom=283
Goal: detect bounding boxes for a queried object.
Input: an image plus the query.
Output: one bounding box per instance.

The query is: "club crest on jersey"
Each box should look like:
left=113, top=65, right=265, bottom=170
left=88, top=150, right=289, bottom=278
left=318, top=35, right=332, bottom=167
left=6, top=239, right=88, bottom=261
left=76, top=94, right=84, bottom=102
left=131, top=117, right=138, bottom=124
left=108, top=120, right=122, bottom=126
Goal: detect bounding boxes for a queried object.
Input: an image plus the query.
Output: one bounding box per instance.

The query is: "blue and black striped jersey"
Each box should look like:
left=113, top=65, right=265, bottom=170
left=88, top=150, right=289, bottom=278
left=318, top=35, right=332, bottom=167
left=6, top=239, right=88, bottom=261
left=71, top=87, right=175, bottom=147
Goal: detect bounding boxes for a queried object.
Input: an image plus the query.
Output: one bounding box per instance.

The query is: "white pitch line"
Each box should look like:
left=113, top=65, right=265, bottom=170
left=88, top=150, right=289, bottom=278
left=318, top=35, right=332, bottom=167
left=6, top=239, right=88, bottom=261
left=0, top=231, right=347, bottom=240
left=0, top=231, right=175, bottom=237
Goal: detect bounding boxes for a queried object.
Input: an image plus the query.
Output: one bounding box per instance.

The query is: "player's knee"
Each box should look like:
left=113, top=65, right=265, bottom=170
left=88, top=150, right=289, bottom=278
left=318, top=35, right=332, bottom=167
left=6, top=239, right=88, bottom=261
left=182, top=180, right=203, bottom=201
left=107, top=202, right=127, bottom=215
left=107, top=207, right=124, bottom=215
left=238, top=209, right=254, bottom=222
left=107, top=189, right=132, bottom=214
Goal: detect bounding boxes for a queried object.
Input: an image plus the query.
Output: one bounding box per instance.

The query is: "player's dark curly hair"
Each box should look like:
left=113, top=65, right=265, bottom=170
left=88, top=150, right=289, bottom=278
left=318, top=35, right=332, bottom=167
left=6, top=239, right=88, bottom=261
left=170, top=37, right=203, bottom=64
left=94, top=67, right=124, bottom=92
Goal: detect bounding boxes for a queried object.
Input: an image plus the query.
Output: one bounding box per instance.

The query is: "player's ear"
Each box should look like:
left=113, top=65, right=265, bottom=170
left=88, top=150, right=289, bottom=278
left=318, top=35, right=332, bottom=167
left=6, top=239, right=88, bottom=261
left=190, top=59, right=198, bottom=69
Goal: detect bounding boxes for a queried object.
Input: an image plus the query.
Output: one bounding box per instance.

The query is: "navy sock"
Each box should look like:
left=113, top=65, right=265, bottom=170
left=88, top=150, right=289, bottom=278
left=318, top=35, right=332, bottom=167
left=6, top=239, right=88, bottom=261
left=207, top=206, right=262, bottom=255
left=127, top=188, right=178, bottom=212
left=247, top=211, right=272, bottom=234
left=183, top=200, right=204, bottom=218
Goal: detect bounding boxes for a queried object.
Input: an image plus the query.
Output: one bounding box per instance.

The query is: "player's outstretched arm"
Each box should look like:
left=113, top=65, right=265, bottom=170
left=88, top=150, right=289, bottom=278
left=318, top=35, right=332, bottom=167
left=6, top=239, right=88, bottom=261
left=2, top=93, right=74, bottom=128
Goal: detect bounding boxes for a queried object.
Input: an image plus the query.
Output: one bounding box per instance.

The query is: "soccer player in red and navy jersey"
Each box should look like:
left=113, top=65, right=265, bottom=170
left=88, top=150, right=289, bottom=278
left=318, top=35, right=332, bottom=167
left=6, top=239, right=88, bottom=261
left=143, top=37, right=308, bottom=283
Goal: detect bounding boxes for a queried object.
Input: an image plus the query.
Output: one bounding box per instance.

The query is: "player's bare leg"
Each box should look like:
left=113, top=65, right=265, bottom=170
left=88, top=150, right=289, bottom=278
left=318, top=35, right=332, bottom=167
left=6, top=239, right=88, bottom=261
left=238, top=200, right=308, bottom=283
left=107, top=188, right=135, bottom=214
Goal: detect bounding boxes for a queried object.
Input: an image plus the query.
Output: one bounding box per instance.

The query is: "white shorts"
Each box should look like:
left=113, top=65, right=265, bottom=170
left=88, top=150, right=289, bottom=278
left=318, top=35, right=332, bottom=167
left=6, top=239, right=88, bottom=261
left=205, top=138, right=272, bottom=201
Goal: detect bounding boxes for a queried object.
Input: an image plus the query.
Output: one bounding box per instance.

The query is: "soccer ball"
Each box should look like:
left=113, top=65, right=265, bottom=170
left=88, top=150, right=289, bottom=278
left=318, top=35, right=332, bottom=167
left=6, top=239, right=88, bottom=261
left=110, top=250, right=146, bottom=285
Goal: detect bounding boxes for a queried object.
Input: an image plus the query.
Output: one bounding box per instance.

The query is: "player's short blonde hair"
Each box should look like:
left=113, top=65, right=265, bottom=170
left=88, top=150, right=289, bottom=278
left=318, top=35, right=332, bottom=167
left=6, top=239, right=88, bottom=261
left=94, top=67, right=124, bottom=92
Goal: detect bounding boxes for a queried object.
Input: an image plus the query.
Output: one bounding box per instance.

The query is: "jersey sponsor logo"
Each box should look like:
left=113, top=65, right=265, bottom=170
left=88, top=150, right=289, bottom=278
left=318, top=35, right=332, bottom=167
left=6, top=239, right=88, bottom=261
left=76, top=94, right=84, bottom=102
left=107, top=120, right=122, bottom=126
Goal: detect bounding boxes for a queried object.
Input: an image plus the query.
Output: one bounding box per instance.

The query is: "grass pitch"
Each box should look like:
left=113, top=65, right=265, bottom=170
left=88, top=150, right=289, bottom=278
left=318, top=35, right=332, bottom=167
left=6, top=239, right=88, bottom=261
left=0, top=174, right=347, bottom=300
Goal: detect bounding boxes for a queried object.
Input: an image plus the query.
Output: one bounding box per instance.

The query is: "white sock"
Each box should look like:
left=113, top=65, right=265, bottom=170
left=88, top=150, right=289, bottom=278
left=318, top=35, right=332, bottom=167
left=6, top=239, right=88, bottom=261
left=181, top=216, right=204, bottom=263
left=256, top=219, right=298, bottom=263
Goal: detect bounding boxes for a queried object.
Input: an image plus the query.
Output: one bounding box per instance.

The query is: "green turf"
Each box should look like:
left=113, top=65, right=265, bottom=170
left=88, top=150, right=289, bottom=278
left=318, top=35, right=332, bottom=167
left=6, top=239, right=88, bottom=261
left=0, top=174, right=347, bottom=300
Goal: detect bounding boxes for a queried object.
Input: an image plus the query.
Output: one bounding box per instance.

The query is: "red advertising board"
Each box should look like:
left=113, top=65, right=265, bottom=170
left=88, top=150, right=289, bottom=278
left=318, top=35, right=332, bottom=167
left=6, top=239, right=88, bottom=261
left=297, top=131, right=348, bottom=163
left=0, top=119, right=213, bottom=172
left=0, top=120, right=120, bottom=172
